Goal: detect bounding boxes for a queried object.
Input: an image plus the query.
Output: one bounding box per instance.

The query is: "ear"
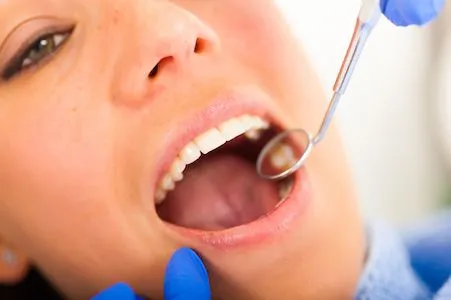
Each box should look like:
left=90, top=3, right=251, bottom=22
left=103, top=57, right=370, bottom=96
left=0, top=244, right=30, bottom=285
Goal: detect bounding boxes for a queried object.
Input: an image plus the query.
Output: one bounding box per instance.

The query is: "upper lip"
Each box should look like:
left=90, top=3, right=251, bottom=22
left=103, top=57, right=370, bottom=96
left=152, top=85, right=287, bottom=187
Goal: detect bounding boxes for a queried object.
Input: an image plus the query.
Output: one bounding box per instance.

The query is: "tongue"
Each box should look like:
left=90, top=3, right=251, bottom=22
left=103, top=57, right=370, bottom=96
left=157, top=153, right=280, bottom=230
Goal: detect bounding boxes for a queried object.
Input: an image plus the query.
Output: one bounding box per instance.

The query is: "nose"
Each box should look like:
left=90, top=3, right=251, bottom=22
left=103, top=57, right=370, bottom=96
left=112, top=2, right=220, bottom=106
left=144, top=9, right=218, bottom=78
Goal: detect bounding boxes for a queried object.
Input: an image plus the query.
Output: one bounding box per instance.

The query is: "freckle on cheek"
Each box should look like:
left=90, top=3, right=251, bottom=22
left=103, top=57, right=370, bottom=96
left=113, top=8, right=121, bottom=25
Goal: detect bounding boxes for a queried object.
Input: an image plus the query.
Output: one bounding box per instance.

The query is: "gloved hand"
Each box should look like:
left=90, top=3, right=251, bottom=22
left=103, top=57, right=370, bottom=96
left=91, top=247, right=211, bottom=300
left=380, top=0, right=447, bottom=27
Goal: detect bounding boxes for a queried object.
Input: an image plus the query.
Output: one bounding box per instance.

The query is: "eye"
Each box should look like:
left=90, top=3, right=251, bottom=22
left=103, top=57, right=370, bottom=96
left=2, top=29, right=73, bottom=81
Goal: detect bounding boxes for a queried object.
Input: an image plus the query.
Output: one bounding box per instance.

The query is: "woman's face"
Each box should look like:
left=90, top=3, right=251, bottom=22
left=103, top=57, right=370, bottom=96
left=0, top=0, right=365, bottom=299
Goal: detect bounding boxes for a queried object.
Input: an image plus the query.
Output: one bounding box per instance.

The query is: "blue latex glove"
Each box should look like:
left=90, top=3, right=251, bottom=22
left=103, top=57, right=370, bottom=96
left=92, top=248, right=211, bottom=300
left=380, top=0, right=446, bottom=27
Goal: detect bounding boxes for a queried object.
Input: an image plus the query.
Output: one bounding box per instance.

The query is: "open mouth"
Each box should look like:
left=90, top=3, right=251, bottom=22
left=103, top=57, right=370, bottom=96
left=155, top=114, right=294, bottom=231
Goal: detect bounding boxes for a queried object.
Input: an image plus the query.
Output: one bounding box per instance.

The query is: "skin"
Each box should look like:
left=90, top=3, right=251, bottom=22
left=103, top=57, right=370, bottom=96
left=0, top=0, right=365, bottom=299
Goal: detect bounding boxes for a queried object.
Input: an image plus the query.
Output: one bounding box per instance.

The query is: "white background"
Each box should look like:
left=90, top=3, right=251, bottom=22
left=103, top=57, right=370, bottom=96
left=276, top=0, right=451, bottom=226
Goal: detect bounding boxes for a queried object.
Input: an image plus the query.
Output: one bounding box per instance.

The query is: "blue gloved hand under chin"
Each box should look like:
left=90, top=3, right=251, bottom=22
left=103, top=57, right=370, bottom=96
left=91, top=247, right=211, bottom=300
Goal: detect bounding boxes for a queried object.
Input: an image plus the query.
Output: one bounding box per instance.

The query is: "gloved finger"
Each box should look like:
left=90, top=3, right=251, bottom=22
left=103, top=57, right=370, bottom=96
left=91, top=283, right=142, bottom=300
left=380, top=0, right=446, bottom=27
left=164, top=247, right=211, bottom=300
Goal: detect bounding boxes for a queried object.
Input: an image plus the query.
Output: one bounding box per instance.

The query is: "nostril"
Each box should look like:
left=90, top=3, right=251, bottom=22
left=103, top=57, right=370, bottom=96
left=148, top=64, right=159, bottom=79
left=148, top=56, right=173, bottom=79
left=194, top=38, right=208, bottom=54
left=147, top=38, right=209, bottom=80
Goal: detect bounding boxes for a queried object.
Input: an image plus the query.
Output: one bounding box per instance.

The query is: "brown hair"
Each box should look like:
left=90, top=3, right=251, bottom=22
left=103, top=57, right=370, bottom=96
left=0, top=268, right=62, bottom=300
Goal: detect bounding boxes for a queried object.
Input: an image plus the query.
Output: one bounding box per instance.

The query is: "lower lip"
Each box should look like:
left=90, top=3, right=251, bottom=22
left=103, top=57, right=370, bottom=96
left=164, top=168, right=312, bottom=249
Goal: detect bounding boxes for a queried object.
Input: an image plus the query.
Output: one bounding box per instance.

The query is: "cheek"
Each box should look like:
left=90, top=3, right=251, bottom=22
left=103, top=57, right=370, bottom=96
left=0, top=88, right=114, bottom=243
left=211, top=2, right=325, bottom=124
left=220, top=3, right=288, bottom=69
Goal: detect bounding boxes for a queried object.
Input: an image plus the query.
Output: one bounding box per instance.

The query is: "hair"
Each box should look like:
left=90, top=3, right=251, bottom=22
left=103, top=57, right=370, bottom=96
left=0, top=267, right=62, bottom=300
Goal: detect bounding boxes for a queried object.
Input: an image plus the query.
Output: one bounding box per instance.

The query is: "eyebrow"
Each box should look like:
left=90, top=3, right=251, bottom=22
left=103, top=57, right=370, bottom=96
left=0, top=1, right=48, bottom=54
left=0, top=1, right=11, bottom=42
left=0, top=0, right=24, bottom=46
left=0, top=0, right=72, bottom=41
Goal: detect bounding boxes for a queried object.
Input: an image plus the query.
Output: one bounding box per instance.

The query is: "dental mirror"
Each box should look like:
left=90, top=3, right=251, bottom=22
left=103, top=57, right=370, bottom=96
left=256, top=128, right=314, bottom=180
left=256, top=93, right=340, bottom=181
left=256, top=0, right=382, bottom=181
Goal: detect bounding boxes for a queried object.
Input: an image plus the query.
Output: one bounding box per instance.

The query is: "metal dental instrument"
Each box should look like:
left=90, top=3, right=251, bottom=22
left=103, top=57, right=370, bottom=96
left=256, top=0, right=382, bottom=181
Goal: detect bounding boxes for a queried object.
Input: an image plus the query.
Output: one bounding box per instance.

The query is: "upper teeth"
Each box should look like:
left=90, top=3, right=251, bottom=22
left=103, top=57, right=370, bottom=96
left=155, top=114, right=269, bottom=204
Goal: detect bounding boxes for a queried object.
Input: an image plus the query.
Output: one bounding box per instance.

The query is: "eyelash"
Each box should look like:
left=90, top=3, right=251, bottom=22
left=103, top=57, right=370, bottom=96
left=1, top=27, right=74, bottom=81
